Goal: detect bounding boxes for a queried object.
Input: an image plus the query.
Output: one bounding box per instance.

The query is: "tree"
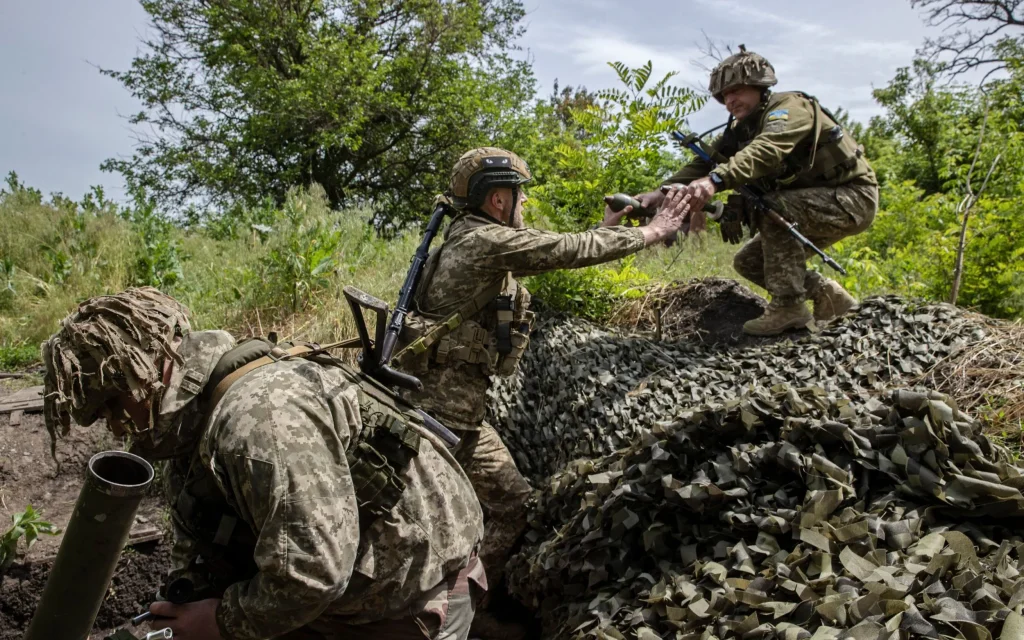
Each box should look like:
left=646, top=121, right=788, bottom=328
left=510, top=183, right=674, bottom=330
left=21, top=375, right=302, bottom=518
left=102, top=0, right=533, bottom=226
left=527, top=61, right=706, bottom=230
left=912, top=0, right=1024, bottom=78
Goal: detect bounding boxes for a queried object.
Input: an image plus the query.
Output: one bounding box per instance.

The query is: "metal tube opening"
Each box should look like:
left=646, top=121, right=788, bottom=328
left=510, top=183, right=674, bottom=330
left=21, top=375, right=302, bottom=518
left=88, top=451, right=154, bottom=497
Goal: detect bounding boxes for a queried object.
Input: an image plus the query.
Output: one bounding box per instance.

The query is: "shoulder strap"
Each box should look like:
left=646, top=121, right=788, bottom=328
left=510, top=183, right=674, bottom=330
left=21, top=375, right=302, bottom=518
left=206, top=344, right=312, bottom=413
left=393, top=273, right=511, bottom=364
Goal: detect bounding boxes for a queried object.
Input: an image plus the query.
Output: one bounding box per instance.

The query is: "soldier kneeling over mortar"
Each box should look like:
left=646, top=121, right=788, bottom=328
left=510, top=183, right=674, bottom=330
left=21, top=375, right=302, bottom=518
left=630, top=47, right=879, bottom=336
left=42, top=287, right=485, bottom=640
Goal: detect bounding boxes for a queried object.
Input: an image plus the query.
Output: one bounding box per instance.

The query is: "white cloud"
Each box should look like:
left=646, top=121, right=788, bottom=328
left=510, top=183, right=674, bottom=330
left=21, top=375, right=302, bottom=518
left=563, top=32, right=708, bottom=86
left=692, top=0, right=827, bottom=36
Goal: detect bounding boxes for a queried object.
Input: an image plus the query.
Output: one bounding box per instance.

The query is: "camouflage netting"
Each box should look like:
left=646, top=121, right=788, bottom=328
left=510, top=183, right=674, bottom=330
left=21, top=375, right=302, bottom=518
left=488, top=291, right=1024, bottom=639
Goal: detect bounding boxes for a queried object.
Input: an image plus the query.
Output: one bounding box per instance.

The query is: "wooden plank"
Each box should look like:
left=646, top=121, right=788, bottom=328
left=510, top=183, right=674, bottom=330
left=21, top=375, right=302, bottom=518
left=0, top=372, right=28, bottom=379
left=0, top=385, right=44, bottom=414
left=0, top=398, right=44, bottom=414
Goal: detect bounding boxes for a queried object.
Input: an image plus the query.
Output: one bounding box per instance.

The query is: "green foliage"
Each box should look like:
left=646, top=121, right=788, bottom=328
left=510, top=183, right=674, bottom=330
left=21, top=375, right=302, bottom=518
left=102, top=0, right=534, bottom=227
left=0, top=505, right=59, bottom=572
left=122, top=196, right=184, bottom=289
left=839, top=53, right=1024, bottom=319
left=258, top=188, right=344, bottom=312
left=0, top=257, right=15, bottom=311
left=518, top=61, right=706, bottom=231
left=0, top=343, right=40, bottom=369
left=525, top=256, right=649, bottom=321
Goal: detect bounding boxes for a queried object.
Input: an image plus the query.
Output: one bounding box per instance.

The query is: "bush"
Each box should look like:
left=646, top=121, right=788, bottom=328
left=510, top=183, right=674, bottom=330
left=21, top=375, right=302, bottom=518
left=526, top=256, right=649, bottom=321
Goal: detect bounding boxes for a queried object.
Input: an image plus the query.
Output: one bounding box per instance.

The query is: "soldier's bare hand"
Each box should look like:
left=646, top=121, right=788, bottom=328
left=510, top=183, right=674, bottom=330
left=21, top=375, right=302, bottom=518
left=601, top=202, right=631, bottom=227
left=149, top=599, right=224, bottom=640
left=636, top=189, right=666, bottom=212
left=682, top=177, right=717, bottom=216
left=641, top=187, right=689, bottom=246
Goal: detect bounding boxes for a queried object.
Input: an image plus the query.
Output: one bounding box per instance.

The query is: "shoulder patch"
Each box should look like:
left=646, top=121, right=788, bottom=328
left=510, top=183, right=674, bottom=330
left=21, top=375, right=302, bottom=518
left=767, top=109, right=789, bottom=122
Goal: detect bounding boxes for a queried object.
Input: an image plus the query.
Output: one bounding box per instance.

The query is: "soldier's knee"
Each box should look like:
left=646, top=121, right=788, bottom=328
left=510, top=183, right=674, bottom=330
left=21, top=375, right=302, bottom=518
left=733, top=249, right=759, bottom=281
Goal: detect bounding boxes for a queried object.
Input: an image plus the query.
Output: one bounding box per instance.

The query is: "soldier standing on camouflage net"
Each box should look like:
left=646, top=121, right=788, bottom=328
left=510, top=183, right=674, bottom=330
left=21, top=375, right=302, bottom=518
left=393, top=148, right=691, bottom=629
left=631, top=47, right=879, bottom=336
left=42, top=287, right=485, bottom=640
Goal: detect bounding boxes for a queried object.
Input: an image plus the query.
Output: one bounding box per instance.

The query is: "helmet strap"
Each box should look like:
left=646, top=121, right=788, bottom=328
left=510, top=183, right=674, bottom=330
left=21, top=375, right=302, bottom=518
left=506, top=185, right=519, bottom=227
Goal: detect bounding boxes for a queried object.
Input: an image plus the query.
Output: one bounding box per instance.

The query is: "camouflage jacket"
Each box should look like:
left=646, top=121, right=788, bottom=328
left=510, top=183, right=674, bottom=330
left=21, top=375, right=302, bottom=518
left=161, top=331, right=484, bottom=639
left=666, top=91, right=876, bottom=191
left=401, top=212, right=646, bottom=430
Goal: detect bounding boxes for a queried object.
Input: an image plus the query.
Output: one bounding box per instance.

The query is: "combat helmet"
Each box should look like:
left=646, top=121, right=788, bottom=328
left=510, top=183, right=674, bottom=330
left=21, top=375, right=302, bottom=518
left=449, top=147, right=531, bottom=211
left=708, top=45, right=777, bottom=104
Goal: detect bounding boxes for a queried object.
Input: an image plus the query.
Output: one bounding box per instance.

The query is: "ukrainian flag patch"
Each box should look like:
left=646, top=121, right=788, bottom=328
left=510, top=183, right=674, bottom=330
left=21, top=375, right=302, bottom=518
left=767, top=109, right=789, bottom=121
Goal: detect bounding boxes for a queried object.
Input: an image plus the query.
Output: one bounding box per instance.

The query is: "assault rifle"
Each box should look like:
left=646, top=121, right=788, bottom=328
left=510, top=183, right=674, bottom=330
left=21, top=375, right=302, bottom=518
left=669, top=129, right=848, bottom=276
left=342, top=200, right=460, bottom=447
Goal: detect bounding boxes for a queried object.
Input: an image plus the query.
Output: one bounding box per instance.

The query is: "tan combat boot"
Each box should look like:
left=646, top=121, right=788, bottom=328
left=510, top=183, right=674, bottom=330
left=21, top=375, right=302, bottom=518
left=742, top=301, right=812, bottom=336
left=810, top=278, right=857, bottom=323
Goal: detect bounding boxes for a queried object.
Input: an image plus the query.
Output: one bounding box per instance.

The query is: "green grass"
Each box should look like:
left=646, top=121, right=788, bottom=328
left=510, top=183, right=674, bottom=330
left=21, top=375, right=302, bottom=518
left=0, top=343, right=39, bottom=369
left=0, top=183, right=756, bottom=351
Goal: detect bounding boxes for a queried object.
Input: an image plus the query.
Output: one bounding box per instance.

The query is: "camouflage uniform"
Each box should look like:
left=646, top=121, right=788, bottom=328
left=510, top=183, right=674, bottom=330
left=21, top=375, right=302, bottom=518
left=42, top=288, right=485, bottom=640
left=163, top=331, right=485, bottom=639
left=399, top=207, right=647, bottom=587
left=668, top=93, right=877, bottom=307
left=667, top=51, right=878, bottom=310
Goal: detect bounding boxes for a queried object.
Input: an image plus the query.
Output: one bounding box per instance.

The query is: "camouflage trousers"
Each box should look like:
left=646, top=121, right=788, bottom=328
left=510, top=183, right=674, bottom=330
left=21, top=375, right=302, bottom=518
left=733, top=182, right=878, bottom=305
left=282, top=557, right=485, bottom=639
left=451, top=423, right=533, bottom=590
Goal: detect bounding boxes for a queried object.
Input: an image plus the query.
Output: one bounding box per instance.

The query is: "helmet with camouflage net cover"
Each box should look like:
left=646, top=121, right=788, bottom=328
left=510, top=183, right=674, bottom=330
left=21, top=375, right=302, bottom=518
left=42, top=287, right=190, bottom=451
left=708, top=45, right=777, bottom=104
left=449, top=147, right=531, bottom=210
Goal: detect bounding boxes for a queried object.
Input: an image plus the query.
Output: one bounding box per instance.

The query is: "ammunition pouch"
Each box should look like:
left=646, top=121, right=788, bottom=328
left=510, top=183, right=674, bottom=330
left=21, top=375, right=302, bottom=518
left=760, top=92, right=866, bottom=191
left=395, top=273, right=534, bottom=378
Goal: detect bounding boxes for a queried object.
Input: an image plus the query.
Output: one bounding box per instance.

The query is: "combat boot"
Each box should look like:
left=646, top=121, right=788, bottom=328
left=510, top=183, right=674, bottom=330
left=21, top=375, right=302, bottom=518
left=742, top=301, right=812, bottom=336
left=810, top=278, right=857, bottom=323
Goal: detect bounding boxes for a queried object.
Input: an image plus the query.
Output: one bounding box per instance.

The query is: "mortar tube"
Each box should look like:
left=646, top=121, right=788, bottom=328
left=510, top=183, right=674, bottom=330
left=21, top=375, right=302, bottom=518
left=23, top=450, right=155, bottom=640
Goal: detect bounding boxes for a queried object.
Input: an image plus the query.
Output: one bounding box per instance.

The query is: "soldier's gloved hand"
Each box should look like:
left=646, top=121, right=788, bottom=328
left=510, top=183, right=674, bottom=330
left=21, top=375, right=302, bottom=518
left=148, top=599, right=223, bottom=640
left=719, top=194, right=746, bottom=244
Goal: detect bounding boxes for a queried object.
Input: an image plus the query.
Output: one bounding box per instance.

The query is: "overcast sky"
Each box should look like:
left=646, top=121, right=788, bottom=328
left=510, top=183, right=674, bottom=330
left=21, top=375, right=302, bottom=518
left=0, top=0, right=935, bottom=201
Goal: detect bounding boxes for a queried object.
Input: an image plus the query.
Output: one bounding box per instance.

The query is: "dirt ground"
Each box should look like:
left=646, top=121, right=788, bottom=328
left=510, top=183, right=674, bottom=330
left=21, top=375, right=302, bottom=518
left=616, top=277, right=794, bottom=346
left=0, top=381, right=171, bottom=640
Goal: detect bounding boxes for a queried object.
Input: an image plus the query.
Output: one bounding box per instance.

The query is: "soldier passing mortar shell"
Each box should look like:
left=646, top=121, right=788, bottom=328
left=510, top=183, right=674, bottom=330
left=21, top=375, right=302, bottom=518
left=630, top=46, right=879, bottom=336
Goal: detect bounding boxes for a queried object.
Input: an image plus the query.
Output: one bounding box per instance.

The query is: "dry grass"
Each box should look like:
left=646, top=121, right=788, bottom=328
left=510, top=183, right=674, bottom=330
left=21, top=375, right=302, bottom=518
left=921, top=317, right=1024, bottom=441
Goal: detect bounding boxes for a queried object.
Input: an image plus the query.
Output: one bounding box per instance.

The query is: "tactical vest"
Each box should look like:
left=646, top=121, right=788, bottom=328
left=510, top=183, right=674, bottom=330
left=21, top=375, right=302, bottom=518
left=393, top=227, right=535, bottom=378
left=166, top=338, right=423, bottom=601
left=726, top=91, right=869, bottom=191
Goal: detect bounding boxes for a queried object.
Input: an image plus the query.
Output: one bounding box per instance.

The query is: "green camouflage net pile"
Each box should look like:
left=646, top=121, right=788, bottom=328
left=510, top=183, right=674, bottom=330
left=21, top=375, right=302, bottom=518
left=488, top=293, right=1024, bottom=639
left=488, top=297, right=986, bottom=483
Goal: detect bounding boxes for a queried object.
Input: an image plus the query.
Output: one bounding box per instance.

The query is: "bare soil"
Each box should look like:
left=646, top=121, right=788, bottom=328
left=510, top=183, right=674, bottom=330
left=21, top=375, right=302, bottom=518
left=622, top=277, right=800, bottom=347
left=0, top=382, right=171, bottom=640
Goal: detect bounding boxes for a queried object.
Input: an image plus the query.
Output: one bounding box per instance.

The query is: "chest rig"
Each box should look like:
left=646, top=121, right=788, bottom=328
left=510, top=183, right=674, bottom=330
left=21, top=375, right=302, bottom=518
left=167, top=338, right=422, bottom=601
left=393, top=238, right=535, bottom=378
left=723, top=91, right=866, bottom=191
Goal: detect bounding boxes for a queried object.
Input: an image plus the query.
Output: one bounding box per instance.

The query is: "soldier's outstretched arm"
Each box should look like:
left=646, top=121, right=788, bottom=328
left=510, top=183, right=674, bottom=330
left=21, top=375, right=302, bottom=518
left=474, top=191, right=688, bottom=277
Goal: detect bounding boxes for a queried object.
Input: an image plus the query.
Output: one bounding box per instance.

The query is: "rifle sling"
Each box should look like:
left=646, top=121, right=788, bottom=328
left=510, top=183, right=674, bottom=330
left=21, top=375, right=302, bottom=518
left=393, top=273, right=511, bottom=364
